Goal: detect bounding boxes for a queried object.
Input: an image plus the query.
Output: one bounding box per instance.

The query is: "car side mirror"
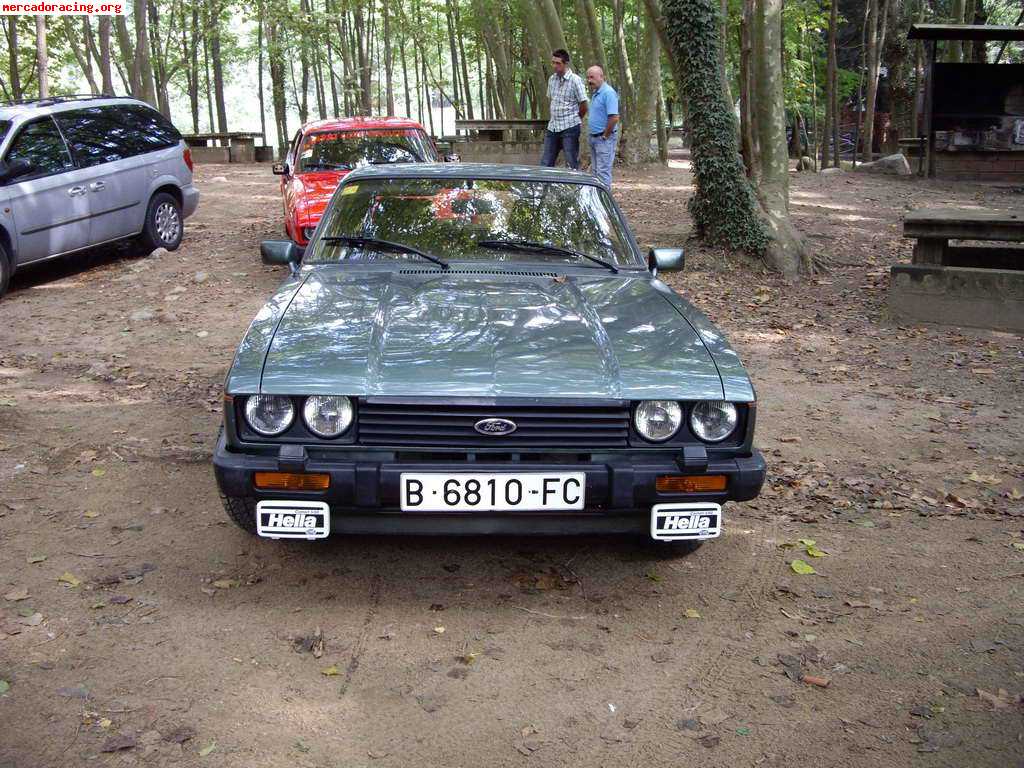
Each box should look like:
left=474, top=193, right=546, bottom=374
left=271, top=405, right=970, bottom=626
left=0, top=159, right=33, bottom=184
left=443, top=153, right=461, bottom=163
left=648, top=247, right=684, bottom=276
left=272, top=162, right=287, bottom=176
left=261, top=240, right=303, bottom=274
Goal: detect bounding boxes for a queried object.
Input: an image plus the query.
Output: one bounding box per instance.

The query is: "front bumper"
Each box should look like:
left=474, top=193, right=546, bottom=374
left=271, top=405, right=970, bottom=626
left=212, top=432, right=766, bottom=536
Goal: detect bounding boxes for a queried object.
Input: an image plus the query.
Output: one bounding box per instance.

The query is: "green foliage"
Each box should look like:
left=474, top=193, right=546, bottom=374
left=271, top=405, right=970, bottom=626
left=661, top=0, right=770, bottom=255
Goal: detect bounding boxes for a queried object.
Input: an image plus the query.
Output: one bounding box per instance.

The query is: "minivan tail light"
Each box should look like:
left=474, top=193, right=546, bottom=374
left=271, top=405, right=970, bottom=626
left=183, top=146, right=194, bottom=172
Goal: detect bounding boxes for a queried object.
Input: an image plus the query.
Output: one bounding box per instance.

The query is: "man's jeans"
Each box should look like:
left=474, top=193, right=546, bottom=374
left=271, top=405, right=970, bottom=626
left=540, top=125, right=581, bottom=169
left=590, top=130, right=618, bottom=188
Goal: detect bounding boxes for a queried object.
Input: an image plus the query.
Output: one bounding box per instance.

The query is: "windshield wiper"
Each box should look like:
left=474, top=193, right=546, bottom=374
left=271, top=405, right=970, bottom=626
left=320, top=235, right=449, bottom=269
left=304, top=162, right=351, bottom=171
left=476, top=239, right=618, bottom=273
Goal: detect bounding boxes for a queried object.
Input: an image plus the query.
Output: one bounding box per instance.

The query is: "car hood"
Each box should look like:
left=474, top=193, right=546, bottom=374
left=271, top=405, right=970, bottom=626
left=242, top=267, right=736, bottom=401
left=291, top=170, right=349, bottom=223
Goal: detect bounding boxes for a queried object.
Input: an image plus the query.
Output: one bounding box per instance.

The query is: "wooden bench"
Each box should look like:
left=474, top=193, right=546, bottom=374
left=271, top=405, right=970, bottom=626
left=454, top=119, right=548, bottom=142
left=891, top=208, right=1024, bottom=331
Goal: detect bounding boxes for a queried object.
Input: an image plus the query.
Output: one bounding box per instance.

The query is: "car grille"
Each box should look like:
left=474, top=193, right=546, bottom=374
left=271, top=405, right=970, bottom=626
left=357, top=402, right=631, bottom=448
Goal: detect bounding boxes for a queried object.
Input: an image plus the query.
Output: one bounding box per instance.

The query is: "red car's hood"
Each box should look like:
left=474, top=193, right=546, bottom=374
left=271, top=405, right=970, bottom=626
left=290, top=170, right=350, bottom=224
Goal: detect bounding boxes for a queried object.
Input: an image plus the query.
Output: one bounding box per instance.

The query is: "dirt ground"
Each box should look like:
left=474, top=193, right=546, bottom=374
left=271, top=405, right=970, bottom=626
left=1, top=154, right=1022, bottom=768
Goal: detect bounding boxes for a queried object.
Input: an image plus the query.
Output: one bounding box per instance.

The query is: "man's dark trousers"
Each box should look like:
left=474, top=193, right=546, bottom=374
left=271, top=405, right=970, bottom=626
left=540, top=125, right=581, bottom=169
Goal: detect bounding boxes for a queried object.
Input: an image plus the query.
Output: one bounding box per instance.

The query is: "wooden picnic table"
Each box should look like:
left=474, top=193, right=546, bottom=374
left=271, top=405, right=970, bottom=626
left=903, top=208, right=1024, bottom=268
left=455, top=119, right=548, bottom=142
left=182, top=131, right=265, bottom=163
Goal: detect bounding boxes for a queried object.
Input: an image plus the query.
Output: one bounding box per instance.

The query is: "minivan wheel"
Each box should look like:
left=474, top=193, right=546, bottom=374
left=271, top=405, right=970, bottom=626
left=0, top=242, right=11, bottom=298
left=139, top=192, right=183, bottom=252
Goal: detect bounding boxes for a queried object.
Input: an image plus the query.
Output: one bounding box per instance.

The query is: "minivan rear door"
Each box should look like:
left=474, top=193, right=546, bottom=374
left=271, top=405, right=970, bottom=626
left=53, top=105, right=154, bottom=244
left=2, top=117, right=92, bottom=263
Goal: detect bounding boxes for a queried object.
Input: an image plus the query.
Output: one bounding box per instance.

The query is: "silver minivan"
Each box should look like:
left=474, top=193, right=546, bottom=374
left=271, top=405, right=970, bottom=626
left=0, top=95, right=200, bottom=297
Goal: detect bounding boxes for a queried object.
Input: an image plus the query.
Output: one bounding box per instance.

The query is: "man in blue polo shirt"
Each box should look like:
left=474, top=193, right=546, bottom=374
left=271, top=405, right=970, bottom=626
left=586, top=65, right=620, bottom=188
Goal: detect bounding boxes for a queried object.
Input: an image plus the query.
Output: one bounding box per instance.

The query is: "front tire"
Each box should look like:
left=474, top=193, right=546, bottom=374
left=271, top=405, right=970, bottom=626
left=139, top=192, right=183, bottom=252
left=220, top=493, right=258, bottom=535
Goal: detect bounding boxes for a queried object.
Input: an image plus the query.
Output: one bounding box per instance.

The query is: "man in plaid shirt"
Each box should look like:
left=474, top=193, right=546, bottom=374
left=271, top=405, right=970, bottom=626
left=540, top=49, right=588, bottom=170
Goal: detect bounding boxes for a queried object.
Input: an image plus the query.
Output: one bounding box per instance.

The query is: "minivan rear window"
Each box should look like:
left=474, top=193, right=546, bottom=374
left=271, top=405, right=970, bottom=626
left=55, top=104, right=181, bottom=168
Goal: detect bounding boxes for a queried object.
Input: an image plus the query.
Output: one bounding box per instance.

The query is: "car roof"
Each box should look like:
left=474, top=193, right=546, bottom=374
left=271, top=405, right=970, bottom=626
left=301, top=116, right=427, bottom=134
left=343, top=162, right=604, bottom=187
left=0, top=95, right=155, bottom=123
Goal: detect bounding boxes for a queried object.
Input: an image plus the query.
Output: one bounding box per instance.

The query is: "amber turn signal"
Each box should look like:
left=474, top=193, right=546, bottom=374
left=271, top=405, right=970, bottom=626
left=655, top=474, right=727, bottom=493
left=253, top=472, right=331, bottom=491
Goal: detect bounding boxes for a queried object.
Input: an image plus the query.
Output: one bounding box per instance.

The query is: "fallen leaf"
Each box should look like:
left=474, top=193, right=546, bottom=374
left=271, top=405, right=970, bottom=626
left=802, top=674, right=831, bottom=688
left=211, top=579, right=240, bottom=589
left=26, top=554, right=46, bottom=564
left=91, top=468, right=106, bottom=478
left=0, top=680, right=9, bottom=694
left=99, top=718, right=113, bottom=729
left=433, top=625, right=445, bottom=635
left=790, top=559, right=816, bottom=575
left=321, top=665, right=340, bottom=676
left=57, top=572, right=81, bottom=587
left=198, top=742, right=217, bottom=757
left=458, top=652, right=478, bottom=665
left=83, top=510, right=100, bottom=519
left=1012, top=542, right=1024, bottom=552
left=4, top=588, right=29, bottom=602
left=645, top=571, right=662, bottom=582
left=684, top=608, right=702, bottom=619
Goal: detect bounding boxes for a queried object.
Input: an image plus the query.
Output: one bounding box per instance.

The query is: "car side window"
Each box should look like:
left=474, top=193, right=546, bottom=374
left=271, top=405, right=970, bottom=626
left=54, top=107, right=131, bottom=167
left=53, top=104, right=179, bottom=168
left=3, top=117, right=73, bottom=181
left=117, top=105, right=181, bottom=151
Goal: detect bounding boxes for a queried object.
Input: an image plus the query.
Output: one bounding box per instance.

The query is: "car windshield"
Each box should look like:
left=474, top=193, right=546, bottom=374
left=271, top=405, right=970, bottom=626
left=306, top=177, right=640, bottom=268
left=0, top=121, right=9, bottom=145
left=297, top=129, right=436, bottom=172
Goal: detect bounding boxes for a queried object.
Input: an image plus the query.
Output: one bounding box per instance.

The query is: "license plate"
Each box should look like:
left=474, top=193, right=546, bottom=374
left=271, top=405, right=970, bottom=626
left=256, top=500, right=330, bottom=540
left=651, top=503, right=722, bottom=541
left=400, top=472, right=586, bottom=512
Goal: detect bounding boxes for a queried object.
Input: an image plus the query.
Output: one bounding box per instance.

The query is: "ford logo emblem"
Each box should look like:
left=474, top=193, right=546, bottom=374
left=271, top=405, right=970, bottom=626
left=474, top=418, right=517, bottom=436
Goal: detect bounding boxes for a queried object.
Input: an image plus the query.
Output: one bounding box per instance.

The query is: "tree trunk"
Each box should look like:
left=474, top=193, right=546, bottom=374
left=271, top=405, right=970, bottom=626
left=861, top=0, right=889, bottom=162
left=660, top=0, right=777, bottom=264
left=751, top=0, right=807, bottom=274
left=623, top=10, right=660, bottom=165
left=133, top=0, right=156, bottom=105
left=325, top=0, right=340, bottom=115
left=299, top=0, right=311, bottom=122
left=473, top=0, right=520, bottom=118
left=454, top=1, right=474, bottom=119
left=64, top=18, right=100, bottom=94
left=400, top=9, right=412, bottom=118
left=257, top=2, right=267, bottom=143
left=739, top=0, right=758, bottom=179
left=576, top=0, right=606, bottom=71
left=820, top=0, right=833, bottom=166
left=210, top=4, right=228, bottom=132
left=354, top=4, right=372, bottom=115
left=6, top=20, right=21, bottom=99
left=115, top=15, right=141, bottom=97
left=520, top=2, right=551, bottom=118
left=611, top=0, right=637, bottom=133
left=537, top=0, right=567, bottom=53
left=267, top=16, right=289, bottom=158
left=384, top=0, right=396, bottom=114
left=656, top=84, right=669, bottom=163
left=35, top=16, right=47, bottom=98
left=202, top=15, right=214, bottom=131
left=97, top=17, right=114, bottom=95
left=949, top=0, right=964, bottom=61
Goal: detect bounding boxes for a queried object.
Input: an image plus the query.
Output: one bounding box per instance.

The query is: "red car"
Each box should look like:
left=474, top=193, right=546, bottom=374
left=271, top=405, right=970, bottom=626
left=274, top=117, right=438, bottom=246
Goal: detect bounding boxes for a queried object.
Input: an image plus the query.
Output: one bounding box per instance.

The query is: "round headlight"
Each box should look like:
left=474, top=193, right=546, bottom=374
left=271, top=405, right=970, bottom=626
left=303, top=395, right=353, bottom=438
left=244, top=395, right=295, bottom=436
left=634, top=400, right=682, bottom=442
left=690, top=400, right=738, bottom=443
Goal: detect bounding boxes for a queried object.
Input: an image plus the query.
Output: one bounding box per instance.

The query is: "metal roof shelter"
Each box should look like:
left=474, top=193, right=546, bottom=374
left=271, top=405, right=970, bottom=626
left=909, top=24, right=1024, bottom=178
